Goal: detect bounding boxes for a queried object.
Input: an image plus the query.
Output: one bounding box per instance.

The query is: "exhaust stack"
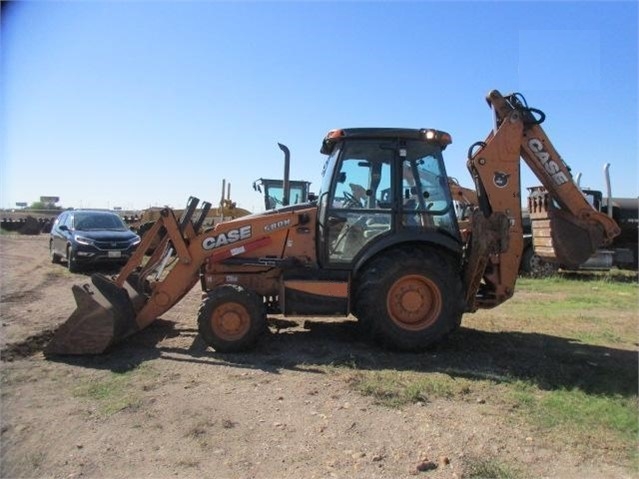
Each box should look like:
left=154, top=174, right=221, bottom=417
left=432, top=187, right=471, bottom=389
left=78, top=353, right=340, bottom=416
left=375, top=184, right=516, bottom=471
left=278, top=143, right=291, bottom=206
left=604, top=163, right=612, bottom=218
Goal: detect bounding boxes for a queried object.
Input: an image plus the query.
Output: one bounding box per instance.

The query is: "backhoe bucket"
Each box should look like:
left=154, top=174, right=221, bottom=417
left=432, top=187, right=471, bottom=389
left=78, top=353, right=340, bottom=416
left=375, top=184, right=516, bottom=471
left=530, top=210, right=604, bottom=268
left=528, top=188, right=604, bottom=268
left=46, top=274, right=145, bottom=355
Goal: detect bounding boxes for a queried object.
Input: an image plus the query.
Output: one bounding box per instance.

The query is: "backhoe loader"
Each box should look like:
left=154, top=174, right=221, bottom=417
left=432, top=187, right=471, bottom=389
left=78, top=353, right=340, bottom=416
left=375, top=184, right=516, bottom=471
left=46, top=90, right=620, bottom=355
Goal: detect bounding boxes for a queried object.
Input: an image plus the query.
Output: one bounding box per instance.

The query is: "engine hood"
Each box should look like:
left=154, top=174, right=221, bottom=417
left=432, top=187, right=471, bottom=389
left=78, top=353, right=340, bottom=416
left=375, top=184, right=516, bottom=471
left=72, top=229, right=139, bottom=241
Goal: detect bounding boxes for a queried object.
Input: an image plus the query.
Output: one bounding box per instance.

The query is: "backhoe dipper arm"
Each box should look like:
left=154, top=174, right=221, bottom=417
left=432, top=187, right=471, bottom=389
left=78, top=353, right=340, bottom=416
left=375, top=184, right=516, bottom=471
left=464, top=90, right=620, bottom=311
left=490, top=90, right=618, bottom=245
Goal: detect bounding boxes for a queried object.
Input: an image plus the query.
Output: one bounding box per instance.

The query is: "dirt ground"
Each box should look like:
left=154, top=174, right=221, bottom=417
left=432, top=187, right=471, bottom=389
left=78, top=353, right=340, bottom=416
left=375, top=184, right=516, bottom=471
left=0, top=234, right=636, bottom=479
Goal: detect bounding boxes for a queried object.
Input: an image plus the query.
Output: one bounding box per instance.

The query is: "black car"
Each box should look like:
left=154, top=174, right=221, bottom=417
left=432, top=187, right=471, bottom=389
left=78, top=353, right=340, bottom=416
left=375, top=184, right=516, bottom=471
left=49, top=210, right=141, bottom=272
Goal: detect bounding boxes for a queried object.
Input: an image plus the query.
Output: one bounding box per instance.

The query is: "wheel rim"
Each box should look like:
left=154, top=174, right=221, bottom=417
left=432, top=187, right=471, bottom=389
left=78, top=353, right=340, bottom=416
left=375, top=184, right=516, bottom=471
left=386, top=274, right=442, bottom=331
left=210, top=302, right=250, bottom=341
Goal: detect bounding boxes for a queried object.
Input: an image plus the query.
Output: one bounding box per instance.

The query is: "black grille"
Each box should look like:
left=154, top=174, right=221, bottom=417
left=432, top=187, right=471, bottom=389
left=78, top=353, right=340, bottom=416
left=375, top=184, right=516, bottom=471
left=94, top=240, right=130, bottom=250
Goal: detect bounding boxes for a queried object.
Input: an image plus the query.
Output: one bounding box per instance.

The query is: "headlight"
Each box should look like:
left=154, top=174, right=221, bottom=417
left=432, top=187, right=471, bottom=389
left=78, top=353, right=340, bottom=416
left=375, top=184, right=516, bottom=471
left=131, top=236, right=141, bottom=246
left=75, top=235, right=94, bottom=246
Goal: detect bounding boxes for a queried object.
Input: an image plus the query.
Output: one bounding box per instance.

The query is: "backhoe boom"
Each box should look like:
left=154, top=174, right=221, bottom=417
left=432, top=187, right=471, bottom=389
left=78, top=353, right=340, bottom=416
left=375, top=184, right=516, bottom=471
left=464, top=90, right=620, bottom=311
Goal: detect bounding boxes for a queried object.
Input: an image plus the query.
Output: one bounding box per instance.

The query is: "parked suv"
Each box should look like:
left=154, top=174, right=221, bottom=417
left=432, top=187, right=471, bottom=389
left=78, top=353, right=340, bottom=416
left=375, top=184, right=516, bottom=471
left=49, top=210, right=140, bottom=272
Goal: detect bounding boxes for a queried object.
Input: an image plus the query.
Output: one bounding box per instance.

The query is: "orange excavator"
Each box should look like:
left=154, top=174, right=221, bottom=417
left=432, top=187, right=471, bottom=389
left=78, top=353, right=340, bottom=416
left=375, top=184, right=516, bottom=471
left=46, top=90, right=620, bottom=355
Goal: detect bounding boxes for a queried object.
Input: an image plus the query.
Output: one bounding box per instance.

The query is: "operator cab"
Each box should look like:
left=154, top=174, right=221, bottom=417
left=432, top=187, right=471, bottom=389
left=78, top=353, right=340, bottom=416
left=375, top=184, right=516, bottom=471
left=317, top=128, right=461, bottom=267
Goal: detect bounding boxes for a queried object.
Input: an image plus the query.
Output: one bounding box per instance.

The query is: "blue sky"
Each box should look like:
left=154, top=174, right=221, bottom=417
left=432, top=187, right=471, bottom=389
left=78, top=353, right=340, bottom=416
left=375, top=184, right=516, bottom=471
left=1, top=0, right=637, bottom=212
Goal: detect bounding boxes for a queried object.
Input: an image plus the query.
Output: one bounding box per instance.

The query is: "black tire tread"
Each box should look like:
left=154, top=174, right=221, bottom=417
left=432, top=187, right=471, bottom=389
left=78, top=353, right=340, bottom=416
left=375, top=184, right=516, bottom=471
left=66, top=246, right=80, bottom=273
left=197, top=284, right=266, bottom=353
left=50, top=241, right=61, bottom=264
left=354, top=246, right=464, bottom=351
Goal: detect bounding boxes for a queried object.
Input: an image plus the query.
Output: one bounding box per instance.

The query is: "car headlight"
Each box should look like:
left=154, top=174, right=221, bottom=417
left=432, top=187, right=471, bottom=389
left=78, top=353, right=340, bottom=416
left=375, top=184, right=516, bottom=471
left=75, top=235, right=94, bottom=246
left=131, top=236, right=141, bottom=246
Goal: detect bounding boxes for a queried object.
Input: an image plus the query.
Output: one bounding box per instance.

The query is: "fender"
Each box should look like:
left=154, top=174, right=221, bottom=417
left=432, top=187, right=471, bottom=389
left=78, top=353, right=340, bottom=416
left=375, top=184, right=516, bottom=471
left=352, top=230, right=462, bottom=276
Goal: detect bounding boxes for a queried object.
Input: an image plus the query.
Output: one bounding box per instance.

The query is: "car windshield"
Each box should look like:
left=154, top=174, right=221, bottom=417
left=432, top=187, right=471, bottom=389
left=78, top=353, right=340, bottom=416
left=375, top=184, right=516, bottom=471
left=74, top=212, right=127, bottom=231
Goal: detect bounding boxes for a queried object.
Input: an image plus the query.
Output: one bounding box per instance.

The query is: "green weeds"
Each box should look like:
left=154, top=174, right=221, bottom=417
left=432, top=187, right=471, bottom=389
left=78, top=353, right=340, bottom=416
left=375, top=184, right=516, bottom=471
left=465, top=457, right=523, bottom=479
left=72, top=365, right=156, bottom=416
left=344, top=275, right=638, bottom=466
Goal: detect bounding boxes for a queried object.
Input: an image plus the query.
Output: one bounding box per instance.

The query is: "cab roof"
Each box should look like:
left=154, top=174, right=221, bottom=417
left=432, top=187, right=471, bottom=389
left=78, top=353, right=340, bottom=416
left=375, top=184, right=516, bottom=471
left=320, top=127, right=452, bottom=155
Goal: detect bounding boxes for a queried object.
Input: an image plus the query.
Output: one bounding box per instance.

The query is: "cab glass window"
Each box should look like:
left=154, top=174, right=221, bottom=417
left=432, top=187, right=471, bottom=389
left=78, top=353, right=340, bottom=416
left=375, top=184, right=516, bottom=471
left=326, top=140, right=393, bottom=263
left=400, top=144, right=458, bottom=236
left=331, top=141, right=392, bottom=210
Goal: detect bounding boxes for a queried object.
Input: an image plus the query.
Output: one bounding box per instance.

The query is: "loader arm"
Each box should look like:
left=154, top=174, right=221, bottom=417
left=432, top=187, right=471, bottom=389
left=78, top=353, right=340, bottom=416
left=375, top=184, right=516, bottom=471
left=464, top=90, right=620, bottom=311
left=46, top=196, right=314, bottom=355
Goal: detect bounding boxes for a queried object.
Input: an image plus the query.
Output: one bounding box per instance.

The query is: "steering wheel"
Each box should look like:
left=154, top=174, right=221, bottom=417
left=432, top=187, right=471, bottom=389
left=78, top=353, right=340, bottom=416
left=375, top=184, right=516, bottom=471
left=342, top=191, right=362, bottom=208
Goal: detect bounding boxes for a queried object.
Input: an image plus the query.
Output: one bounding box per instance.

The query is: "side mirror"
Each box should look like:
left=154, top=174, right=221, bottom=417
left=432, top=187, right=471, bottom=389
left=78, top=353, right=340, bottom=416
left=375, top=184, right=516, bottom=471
left=59, top=225, right=69, bottom=232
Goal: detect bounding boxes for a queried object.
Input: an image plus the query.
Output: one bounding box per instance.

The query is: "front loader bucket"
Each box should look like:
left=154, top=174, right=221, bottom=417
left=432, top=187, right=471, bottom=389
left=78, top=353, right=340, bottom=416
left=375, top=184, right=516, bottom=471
left=46, top=274, right=146, bottom=355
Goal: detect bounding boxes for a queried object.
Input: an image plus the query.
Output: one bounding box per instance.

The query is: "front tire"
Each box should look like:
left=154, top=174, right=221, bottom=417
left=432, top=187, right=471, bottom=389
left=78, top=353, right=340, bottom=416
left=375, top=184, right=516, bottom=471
left=66, top=246, right=80, bottom=273
left=197, top=285, right=266, bottom=353
left=354, top=246, right=464, bottom=351
left=50, top=241, right=61, bottom=264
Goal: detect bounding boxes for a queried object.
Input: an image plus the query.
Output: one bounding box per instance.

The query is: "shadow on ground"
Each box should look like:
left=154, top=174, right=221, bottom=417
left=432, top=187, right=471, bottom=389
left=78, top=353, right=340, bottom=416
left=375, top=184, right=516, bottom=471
left=37, top=315, right=638, bottom=399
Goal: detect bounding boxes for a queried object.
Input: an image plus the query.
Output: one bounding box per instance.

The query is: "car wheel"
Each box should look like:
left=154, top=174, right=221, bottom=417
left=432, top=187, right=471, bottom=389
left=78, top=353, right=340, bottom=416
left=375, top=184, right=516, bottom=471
left=50, top=241, right=61, bottom=264
left=66, top=246, right=80, bottom=273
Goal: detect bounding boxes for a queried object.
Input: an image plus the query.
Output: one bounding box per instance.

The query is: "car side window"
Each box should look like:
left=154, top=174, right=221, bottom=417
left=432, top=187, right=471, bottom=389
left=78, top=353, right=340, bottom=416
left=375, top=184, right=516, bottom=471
left=57, top=213, right=68, bottom=228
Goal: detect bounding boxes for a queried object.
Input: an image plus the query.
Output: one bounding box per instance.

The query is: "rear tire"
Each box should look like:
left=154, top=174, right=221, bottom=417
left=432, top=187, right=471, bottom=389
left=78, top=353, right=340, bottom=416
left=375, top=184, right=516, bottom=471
left=354, top=246, right=464, bottom=351
left=197, top=285, right=266, bottom=353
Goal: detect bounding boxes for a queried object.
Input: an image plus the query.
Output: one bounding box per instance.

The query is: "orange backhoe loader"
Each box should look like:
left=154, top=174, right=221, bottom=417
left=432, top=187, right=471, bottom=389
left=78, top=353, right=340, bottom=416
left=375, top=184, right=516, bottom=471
left=46, top=90, right=620, bottom=355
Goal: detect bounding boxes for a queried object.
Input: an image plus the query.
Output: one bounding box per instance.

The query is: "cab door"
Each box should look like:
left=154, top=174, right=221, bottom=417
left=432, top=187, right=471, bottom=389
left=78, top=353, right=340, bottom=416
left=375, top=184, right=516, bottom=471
left=319, top=139, right=395, bottom=267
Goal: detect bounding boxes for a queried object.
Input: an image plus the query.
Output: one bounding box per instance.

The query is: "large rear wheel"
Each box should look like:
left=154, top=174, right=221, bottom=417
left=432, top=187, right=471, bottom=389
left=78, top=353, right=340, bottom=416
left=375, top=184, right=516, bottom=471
left=354, top=246, right=464, bottom=351
left=197, top=285, right=266, bottom=353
